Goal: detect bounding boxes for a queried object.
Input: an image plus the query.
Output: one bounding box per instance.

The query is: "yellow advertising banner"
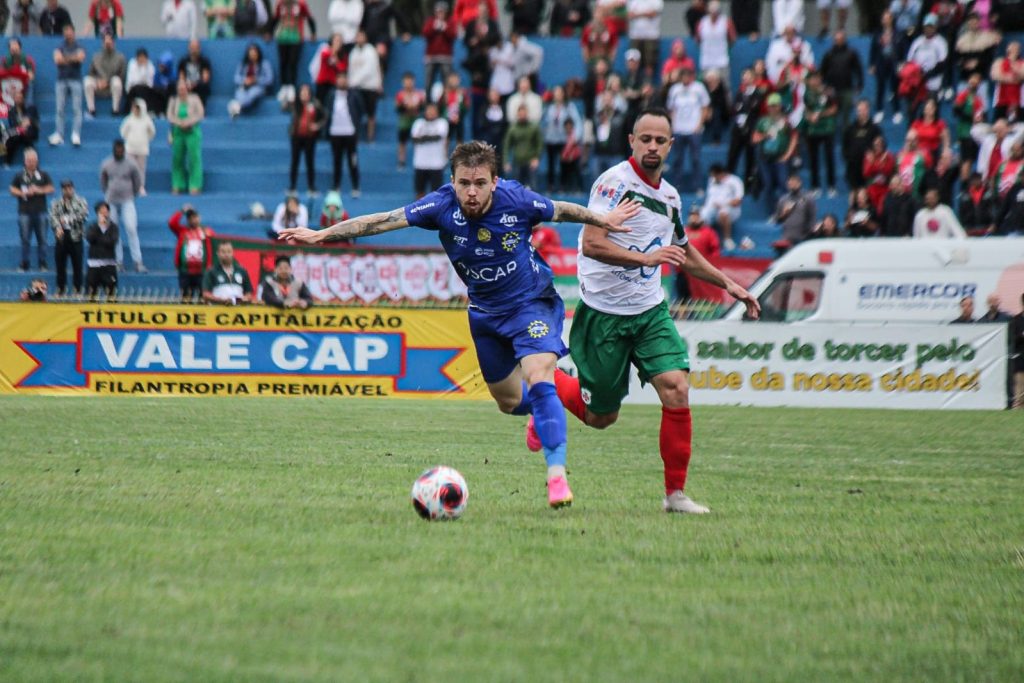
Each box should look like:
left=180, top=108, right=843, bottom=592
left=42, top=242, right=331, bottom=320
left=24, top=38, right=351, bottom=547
left=0, top=303, right=489, bottom=399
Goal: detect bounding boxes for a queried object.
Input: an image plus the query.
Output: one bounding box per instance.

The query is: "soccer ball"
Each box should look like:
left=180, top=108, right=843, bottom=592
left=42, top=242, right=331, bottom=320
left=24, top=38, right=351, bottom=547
left=411, top=466, right=468, bottom=521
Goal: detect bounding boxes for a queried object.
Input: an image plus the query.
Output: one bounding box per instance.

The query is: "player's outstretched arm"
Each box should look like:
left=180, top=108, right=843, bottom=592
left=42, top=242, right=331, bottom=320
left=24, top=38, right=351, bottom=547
left=580, top=224, right=688, bottom=269
left=279, top=208, right=411, bottom=245
left=681, top=242, right=761, bottom=319
left=552, top=199, right=639, bottom=233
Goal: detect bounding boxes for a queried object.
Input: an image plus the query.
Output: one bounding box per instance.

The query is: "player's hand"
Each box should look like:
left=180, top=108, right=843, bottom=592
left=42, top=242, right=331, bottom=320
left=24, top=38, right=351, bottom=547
left=642, top=245, right=687, bottom=268
left=602, top=198, right=641, bottom=232
left=278, top=227, right=323, bottom=244
left=727, top=281, right=761, bottom=320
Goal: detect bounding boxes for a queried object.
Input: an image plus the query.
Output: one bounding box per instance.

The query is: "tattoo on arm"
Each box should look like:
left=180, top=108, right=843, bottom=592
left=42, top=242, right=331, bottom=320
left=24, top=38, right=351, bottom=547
left=322, top=208, right=409, bottom=242
left=553, top=201, right=610, bottom=229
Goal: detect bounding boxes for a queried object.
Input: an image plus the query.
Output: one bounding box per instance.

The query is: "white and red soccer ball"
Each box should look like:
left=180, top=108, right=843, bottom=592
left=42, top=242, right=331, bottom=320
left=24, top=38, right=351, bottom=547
left=411, top=466, right=468, bottom=521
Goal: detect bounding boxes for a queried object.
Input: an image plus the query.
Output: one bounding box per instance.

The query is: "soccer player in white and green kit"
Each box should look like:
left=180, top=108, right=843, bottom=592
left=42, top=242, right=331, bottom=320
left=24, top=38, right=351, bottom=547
left=527, top=108, right=762, bottom=513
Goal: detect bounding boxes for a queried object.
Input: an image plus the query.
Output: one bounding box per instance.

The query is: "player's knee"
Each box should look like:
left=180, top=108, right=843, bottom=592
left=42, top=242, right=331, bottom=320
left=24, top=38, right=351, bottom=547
left=586, top=411, right=618, bottom=429
left=660, top=377, right=690, bottom=408
left=495, top=397, right=520, bottom=414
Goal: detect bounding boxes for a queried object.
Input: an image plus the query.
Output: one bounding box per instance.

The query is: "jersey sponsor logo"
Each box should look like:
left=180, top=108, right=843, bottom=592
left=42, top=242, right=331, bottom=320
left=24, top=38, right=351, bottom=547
left=526, top=320, right=549, bottom=338
left=619, top=237, right=664, bottom=281
left=499, top=212, right=518, bottom=226
left=532, top=200, right=547, bottom=210
left=580, top=386, right=592, bottom=405
left=456, top=258, right=516, bottom=282
left=474, top=247, right=494, bottom=257
left=477, top=227, right=491, bottom=242
left=451, top=235, right=468, bottom=246
left=410, top=202, right=435, bottom=214
left=453, top=209, right=466, bottom=226
left=501, top=232, right=520, bottom=252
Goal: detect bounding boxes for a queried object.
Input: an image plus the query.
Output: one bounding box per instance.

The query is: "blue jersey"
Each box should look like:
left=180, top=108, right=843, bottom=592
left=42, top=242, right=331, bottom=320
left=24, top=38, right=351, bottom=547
left=403, top=180, right=557, bottom=313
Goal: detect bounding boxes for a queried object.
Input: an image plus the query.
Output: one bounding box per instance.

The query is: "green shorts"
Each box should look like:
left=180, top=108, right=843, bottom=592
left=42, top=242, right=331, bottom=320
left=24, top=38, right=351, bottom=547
left=569, top=300, right=689, bottom=415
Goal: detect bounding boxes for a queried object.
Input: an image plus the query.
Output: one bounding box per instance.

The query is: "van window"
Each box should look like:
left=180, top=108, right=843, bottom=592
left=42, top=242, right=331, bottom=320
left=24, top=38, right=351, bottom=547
left=753, top=273, right=825, bottom=322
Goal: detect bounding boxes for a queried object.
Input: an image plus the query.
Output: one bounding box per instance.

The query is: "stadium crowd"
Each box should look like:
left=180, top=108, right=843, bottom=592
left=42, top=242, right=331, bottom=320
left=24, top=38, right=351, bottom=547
left=3, top=0, right=1024, bottom=296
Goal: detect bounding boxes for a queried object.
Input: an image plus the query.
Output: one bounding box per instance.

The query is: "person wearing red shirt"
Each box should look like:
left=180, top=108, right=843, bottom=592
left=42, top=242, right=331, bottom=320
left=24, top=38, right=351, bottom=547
left=909, top=98, right=949, bottom=166
left=87, top=0, right=124, bottom=37
left=862, top=135, right=895, bottom=213
left=580, top=6, right=619, bottom=66
left=530, top=223, right=562, bottom=262
left=452, top=0, right=498, bottom=35
left=313, top=34, right=347, bottom=106
left=423, top=2, right=458, bottom=94
left=991, top=41, right=1024, bottom=122
left=674, top=206, right=721, bottom=308
left=168, top=206, right=213, bottom=302
left=660, top=38, right=695, bottom=83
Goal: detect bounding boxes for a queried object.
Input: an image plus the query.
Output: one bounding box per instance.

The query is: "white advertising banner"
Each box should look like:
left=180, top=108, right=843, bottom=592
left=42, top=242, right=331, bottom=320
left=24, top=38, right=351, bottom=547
left=563, top=322, right=1010, bottom=410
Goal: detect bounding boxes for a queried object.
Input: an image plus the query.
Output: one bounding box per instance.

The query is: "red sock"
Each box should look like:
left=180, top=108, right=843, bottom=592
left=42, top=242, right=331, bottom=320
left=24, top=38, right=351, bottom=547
left=660, top=406, right=692, bottom=494
left=554, top=368, right=587, bottom=423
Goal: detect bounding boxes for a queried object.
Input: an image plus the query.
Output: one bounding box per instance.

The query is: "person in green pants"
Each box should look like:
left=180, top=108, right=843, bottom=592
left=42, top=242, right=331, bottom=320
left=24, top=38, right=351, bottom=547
left=166, top=78, right=205, bottom=195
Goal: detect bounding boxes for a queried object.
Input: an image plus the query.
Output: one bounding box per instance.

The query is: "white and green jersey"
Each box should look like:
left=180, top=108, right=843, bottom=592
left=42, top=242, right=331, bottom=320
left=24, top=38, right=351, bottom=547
left=578, top=158, right=687, bottom=315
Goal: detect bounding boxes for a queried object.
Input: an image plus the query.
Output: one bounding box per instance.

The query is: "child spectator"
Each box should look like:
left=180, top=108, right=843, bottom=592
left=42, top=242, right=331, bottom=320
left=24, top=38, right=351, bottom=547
left=395, top=71, right=425, bottom=170
left=319, top=190, right=349, bottom=229
left=288, top=83, right=325, bottom=197
left=119, top=99, right=155, bottom=196
left=85, top=200, right=118, bottom=301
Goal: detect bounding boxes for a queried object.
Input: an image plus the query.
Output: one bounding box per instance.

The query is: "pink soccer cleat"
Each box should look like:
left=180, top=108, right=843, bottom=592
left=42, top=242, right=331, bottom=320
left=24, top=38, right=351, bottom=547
left=525, top=415, right=542, bottom=452
left=547, top=476, right=574, bottom=508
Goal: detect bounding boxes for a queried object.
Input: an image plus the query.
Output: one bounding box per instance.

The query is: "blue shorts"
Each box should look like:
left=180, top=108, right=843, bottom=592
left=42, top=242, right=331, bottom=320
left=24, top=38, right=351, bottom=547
left=468, top=293, right=569, bottom=384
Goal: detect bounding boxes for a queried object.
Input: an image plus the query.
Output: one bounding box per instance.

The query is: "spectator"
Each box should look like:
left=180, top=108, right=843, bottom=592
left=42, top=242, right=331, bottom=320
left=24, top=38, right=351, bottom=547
left=627, top=0, right=662, bottom=77
left=979, top=293, right=1011, bottom=323
left=161, top=0, right=198, bottom=39
left=675, top=206, right=720, bottom=303
left=154, top=51, right=177, bottom=109
left=731, top=0, right=761, bottom=40
left=328, top=0, right=361, bottom=42
left=48, top=179, right=86, bottom=295
left=701, top=163, right=743, bottom=251
left=530, top=222, right=561, bottom=261
left=994, top=141, right=1024, bottom=199
left=695, top=1, right=734, bottom=81
left=863, top=134, right=896, bottom=213
left=395, top=71, right=425, bottom=170
left=972, top=119, right=1024, bottom=181
left=228, top=42, right=273, bottom=118
left=361, top=0, right=404, bottom=73
left=84, top=32, right=126, bottom=118
left=580, top=5, right=618, bottom=67
left=1, top=38, right=35, bottom=106
left=870, top=9, right=900, bottom=124
left=549, top=0, right=588, bottom=37
left=319, top=190, right=349, bottom=231
left=437, top=71, right=468, bottom=143
left=922, top=147, right=958, bottom=207
left=167, top=78, right=205, bottom=195
left=505, top=75, right=542, bottom=124
left=544, top=87, right=585, bottom=192
left=957, top=172, right=996, bottom=234
left=843, top=99, right=883, bottom=194
left=506, top=0, right=543, bottom=35
left=461, top=19, right=494, bottom=138
left=683, top=0, right=705, bottom=36
left=913, top=187, right=966, bottom=237
left=262, top=255, right=313, bottom=308
left=269, top=194, right=308, bottom=238
left=19, top=277, right=47, bottom=301
left=956, top=12, right=1000, bottom=100
left=87, top=0, right=123, bottom=37
left=234, top=0, right=268, bottom=36
left=11, top=0, right=39, bottom=36
left=666, top=66, right=710, bottom=194
left=410, top=102, right=449, bottom=197
left=954, top=72, right=985, bottom=171
left=205, top=0, right=237, bottom=38
left=890, top=0, right=920, bottom=39
left=766, top=25, right=814, bottom=83
left=808, top=212, right=840, bottom=239
left=817, top=0, right=850, bottom=37
left=312, top=34, right=349, bottom=104
left=167, top=205, right=213, bottom=301
left=269, top=0, right=317, bottom=107
left=951, top=295, right=974, bottom=323
left=819, top=30, right=862, bottom=128
left=910, top=98, right=949, bottom=164
left=119, top=99, right=155, bottom=196
left=591, top=90, right=626, bottom=181
left=326, top=71, right=363, bottom=195
left=487, top=33, right=516, bottom=100
left=39, top=0, right=72, bottom=36
left=621, top=48, right=648, bottom=122
left=348, top=29, right=383, bottom=141
left=85, top=201, right=117, bottom=301
left=896, top=130, right=929, bottom=198
left=503, top=104, right=541, bottom=188
left=702, top=70, right=730, bottom=146
left=177, top=38, right=213, bottom=105
left=47, top=23, right=83, bottom=147
left=753, top=93, right=798, bottom=207
left=453, top=0, right=497, bottom=35
left=802, top=70, right=838, bottom=197
left=287, top=83, right=324, bottom=196
left=558, top=117, right=583, bottom=192
left=997, top=176, right=1024, bottom=235
left=727, top=68, right=765, bottom=189
left=581, top=57, right=610, bottom=121
left=597, top=0, right=626, bottom=36
left=771, top=173, right=816, bottom=254
left=991, top=41, right=1024, bottom=123
left=477, top=87, right=506, bottom=156
left=10, top=147, right=52, bottom=271
left=100, top=139, right=144, bottom=271
left=423, top=1, right=456, bottom=95
left=772, top=0, right=803, bottom=33
left=202, top=241, right=253, bottom=305
left=844, top=187, right=880, bottom=237
left=880, top=175, right=917, bottom=236
left=1012, top=295, right=1024, bottom=408
left=509, top=31, right=543, bottom=87
left=126, top=48, right=163, bottom=117
left=907, top=14, right=948, bottom=98
left=4, top=90, right=38, bottom=166
left=660, top=38, right=694, bottom=84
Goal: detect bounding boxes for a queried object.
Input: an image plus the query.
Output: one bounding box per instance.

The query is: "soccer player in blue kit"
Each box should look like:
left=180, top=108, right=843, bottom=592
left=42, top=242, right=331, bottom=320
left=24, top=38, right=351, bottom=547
left=280, top=141, right=639, bottom=508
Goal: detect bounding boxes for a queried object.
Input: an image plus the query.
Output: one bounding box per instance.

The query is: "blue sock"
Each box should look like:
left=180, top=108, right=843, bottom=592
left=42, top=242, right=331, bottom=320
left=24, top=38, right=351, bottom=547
left=510, top=381, right=532, bottom=415
left=528, top=382, right=567, bottom=468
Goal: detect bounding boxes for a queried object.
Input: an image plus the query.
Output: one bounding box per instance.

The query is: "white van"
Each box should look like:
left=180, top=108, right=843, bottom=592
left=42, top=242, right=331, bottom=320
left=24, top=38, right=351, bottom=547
left=725, top=238, right=1024, bottom=323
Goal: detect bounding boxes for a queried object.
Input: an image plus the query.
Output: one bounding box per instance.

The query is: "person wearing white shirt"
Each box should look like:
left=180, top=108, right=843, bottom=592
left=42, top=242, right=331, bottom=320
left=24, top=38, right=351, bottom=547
left=972, top=120, right=1024, bottom=179
left=696, top=1, right=734, bottom=78
left=411, top=103, right=450, bottom=198
left=766, top=25, right=815, bottom=82
left=510, top=33, right=544, bottom=85
left=505, top=77, right=543, bottom=124
left=489, top=38, right=516, bottom=97
left=347, top=30, right=383, bottom=141
left=627, top=0, right=662, bottom=75
left=913, top=189, right=967, bottom=238
left=772, top=0, right=804, bottom=34
left=161, top=0, right=199, bottom=40
left=125, top=47, right=163, bottom=116
left=328, top=0, right=364, bottom=44
left=907, top=15, right=949, bottom=95
left=666, top=67, right=710, bottom=193
left=701, top=164, right=744, bottom=250
left=270, top=195, right=310, bottom=238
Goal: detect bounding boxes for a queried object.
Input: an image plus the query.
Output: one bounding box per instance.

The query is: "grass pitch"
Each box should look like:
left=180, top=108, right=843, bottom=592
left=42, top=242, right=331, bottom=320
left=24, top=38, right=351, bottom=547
left=1, top=397, right=1021, bottom=682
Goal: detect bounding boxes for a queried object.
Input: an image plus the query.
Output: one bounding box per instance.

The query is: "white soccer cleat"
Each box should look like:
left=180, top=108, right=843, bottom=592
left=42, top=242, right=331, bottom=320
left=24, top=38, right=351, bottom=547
left=664, top=490, right=710, bottom=514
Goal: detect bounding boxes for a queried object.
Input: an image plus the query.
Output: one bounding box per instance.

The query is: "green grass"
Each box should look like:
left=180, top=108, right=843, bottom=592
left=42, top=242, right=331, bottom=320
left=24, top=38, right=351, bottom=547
left=1, top=398, right=1021, bottom=682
